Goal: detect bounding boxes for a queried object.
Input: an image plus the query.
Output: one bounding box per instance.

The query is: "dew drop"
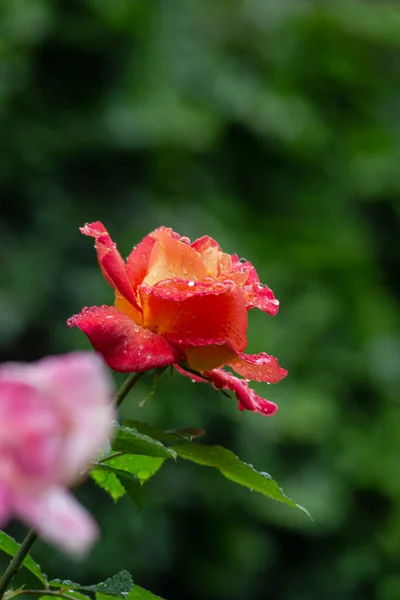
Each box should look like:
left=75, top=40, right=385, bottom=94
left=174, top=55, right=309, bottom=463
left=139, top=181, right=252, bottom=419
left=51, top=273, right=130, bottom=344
left=180, top=236, right=191, bottom=244
left=191, top=379, right=196, bottom=383
left=187, top=280, right=195, bottom=287
left=211, top=283, right=224, bottom=292
left=239, top=257, right=247, bottom=263
left=182, top=267, right=188, bottom=275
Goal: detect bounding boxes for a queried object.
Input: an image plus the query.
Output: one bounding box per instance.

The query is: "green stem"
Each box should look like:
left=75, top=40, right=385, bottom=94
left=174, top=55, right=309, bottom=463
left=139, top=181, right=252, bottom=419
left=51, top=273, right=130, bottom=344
left=0, top=530, right=38, bottom=599
left=112, top=372, right=145, bottom=408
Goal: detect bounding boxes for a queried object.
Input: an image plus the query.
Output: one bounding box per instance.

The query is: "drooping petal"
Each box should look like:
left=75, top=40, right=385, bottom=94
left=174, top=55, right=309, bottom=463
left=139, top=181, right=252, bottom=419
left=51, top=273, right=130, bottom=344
left=35, top=353, right=115, bottom=482
left=228, top=352, right=288, bottom=383
left=14, top=487, right=99, bottom=557
left=67, top=306, right=180, bottom=372
left=175, top=366, right=278, bottom=416
left=140, top=279, right=248, bottom=354
left=142, top=229, right=209, bottom=286
left=80, top=222, right=141, bottom=312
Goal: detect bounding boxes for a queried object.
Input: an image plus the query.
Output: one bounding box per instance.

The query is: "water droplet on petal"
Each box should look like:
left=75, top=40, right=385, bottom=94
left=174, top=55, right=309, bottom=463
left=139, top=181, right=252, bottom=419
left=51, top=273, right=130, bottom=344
left=191, top=379, right=196, bottom=383
left=180, top=236, right=191, bottom=244
left=213, top=283, right=226, bottom=292
left=182, top=267, right=188, bottom=276
left=239, top=257, right=247, bottom=263
left=188, top=281, right=195, bottom=287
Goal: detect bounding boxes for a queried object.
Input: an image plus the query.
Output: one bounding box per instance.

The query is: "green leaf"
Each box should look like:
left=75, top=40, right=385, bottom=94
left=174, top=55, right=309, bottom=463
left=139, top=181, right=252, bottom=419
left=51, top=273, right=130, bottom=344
left=97, top=585, right=165, bottom=600
left=93, top=464, right=142, bottom=510
left=51, top=570, right=133, bottom=598
left=125, top=585, right=165, bottom=599
left=91, top=454, right=165, bottom=503
left=105, top=454, right=165, bottom=484
left=0, top=531, right=47, bottom=585
left=124, top=420, right=205, bottom=445
left=112, top=425, right=176, bottom=459
left=173, top=444, right=311, bottom=518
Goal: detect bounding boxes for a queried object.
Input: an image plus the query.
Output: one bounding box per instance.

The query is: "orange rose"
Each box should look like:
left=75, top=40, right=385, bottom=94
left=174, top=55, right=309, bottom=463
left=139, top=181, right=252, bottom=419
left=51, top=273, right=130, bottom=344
left=68, top=223, right=287, bottom=415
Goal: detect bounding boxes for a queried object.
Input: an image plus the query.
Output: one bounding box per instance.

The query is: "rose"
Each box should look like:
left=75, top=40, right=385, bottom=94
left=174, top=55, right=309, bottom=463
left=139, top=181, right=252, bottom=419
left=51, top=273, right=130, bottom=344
left=68, top=223, right=287, bottom=415
left=0, top=352, right=114, bottom=556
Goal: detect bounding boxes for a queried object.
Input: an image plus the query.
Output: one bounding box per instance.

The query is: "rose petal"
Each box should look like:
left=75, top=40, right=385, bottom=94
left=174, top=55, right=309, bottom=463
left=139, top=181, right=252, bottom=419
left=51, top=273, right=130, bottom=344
left=167, top=333, right=286, bottom=383
left=167, top=336, right=237, bottom=372
left=67, top=305, right=180, bottom=372
left=80, top=222, right=141, bottom=312
left=0, top=484, right=11, bottom=526
left=140, top=279, right=248, bottom=355
left=34, top=353, right=115, bottom=482
left=229, top=352, right=288, bottom=383
left=191, top=236, right=221, bottom=276
left=143, top=228, right=209, bottom=286
left=175, top=366, right=278, bottom=416
left=230, top=255, right=279, bottom=315
left=14, top=487, right=99, bottom=557
left=126, top=230, right=158, bottom=290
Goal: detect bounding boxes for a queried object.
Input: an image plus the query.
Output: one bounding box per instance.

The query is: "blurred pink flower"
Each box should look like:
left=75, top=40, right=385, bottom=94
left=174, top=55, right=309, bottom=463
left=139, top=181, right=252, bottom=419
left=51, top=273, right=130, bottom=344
left=0, top=352, right=115, bottom=556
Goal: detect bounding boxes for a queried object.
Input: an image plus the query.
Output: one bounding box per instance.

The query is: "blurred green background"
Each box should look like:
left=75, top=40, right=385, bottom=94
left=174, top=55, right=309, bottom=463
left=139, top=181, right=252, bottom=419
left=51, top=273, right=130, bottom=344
left=1, top=1, right=400, bottom=599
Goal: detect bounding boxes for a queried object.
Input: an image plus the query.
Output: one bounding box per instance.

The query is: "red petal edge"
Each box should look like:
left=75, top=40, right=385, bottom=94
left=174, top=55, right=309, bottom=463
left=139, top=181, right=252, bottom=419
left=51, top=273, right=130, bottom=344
left=80, top=222, right=141, bottom=312
left=175, top=365, right=278, bottom=416
left=67, top=305, right=180, bottom=372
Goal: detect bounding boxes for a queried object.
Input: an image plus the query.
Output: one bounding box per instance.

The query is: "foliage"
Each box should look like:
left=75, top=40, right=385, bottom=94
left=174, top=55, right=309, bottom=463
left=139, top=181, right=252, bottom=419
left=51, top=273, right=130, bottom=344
left=1, top=0, right=400, bottom=599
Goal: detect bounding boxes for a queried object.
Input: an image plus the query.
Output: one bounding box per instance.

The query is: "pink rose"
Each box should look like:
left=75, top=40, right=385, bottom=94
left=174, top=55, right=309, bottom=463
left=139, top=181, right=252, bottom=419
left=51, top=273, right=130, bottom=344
left=0, top=352, right=115, bottom=556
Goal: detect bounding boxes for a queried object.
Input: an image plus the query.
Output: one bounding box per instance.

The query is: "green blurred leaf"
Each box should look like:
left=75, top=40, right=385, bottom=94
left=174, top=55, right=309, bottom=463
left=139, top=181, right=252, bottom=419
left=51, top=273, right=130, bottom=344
left=124, top=420, right=205, bottom=445
left=112, top=425, right=176, bottom=459
left=0, top=531, right=47, bottom=585
left=173, top=444, right=311, bottom=517
left=50, top=570, right=133, bottom=598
